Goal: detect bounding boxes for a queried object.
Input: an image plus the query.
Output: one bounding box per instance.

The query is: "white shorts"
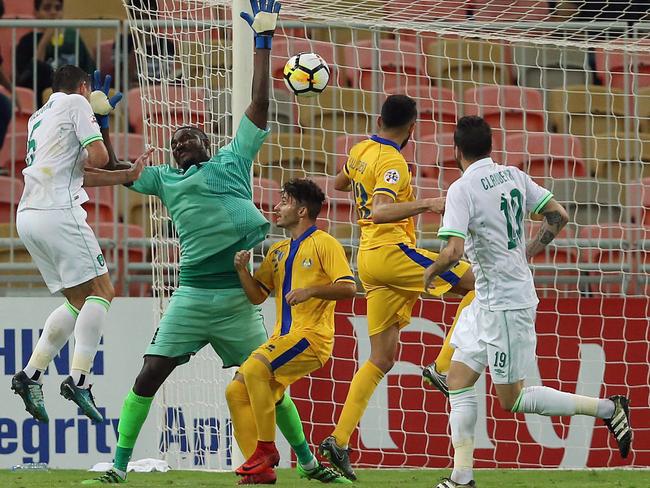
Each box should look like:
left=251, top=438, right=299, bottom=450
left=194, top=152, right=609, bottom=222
left=450, top=300, right=537, bottom=385
left=16, top=206, right=108, bottom=294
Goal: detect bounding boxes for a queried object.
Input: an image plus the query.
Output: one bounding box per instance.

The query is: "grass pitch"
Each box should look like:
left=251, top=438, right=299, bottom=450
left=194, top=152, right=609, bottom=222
left=1, top=469, right=649, bottom=488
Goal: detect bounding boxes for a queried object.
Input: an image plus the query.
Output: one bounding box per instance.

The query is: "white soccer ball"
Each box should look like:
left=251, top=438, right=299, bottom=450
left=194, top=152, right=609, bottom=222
left=283, top=52, right=330, bottom=97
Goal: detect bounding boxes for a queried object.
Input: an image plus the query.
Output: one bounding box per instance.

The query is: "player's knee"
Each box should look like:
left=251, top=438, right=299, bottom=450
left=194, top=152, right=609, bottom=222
left=225, top=380, right=247, bottom=406
left=133, top=358, right=174, bottom=396
left=371, top=356, right=395, bottom=373
left=90, top=276, right=115, bottom=302
left=240, top=355, right=271, bottom=380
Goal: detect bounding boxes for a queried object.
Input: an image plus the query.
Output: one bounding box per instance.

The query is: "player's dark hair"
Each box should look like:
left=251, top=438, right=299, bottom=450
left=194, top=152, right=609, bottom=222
left=52, top=65, right=91, bottom=94
left=454, top=116, right=492, bottom=160
left=282, top=178, right=326, bottom=220
left=173, top=126, right=209, bottom=144
left=381, top=94, right=417, bottom=129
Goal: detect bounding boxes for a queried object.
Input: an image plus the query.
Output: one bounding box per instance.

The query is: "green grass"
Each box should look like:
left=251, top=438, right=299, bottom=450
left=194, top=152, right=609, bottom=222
left=1, top=469, right=650, bottom=488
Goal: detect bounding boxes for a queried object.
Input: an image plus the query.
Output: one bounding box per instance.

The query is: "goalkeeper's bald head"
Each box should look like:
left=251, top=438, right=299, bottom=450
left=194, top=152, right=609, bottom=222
left=171, top=126, right=210, bottom=171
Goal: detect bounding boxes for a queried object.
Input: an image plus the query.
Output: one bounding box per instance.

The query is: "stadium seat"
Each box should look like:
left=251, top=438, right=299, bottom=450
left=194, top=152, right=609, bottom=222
left=344, top=39, right=426, bottom=92
left=642, top=177, right=650, bottom=227
left=334, top=134, right=368, bottom=171
left=526, top=220, right=579, bottom=297
left=412, top=177, right=444, bottom=234
left=298, top=86, right=376, bottom=154
left=0, top=86, right=36, bottom=113
left=547, top=85, right=626, bottom=144
left=425, top=38, right=512, bottom=95
left=416, top=133, right=462, bottom=186
left=0, top=175, right=23, bottom=223
left=309, top=175, right=356, bottom=237
left=253, top=177, right=281, bottom=222
left=595, top=46, right=650, bottom=91
left=576, top=224, right=636, bottom=295
left=98, top=40, right=116, bottom=79
left=470, top=0, right=549, bottom=21
left=635, top=226, right=650, bottom=295
left=544, top=177, right=622, bottom=226
left=84, top=186, right=115, bottom=223
left=118, top=186, right=153, bottom=236
left=383, top=1, right=467, bottom=46
left=256, top=132, right=330, bottom=183
left=271, top=36, right=340, bottom=88
left=587, top=132, right=650, bottom=181
left=111, top=132, right=147, bottom=163
left=0, top=131, right=28, bottom=176
left=0, top=26, right=32, bottom=78
left=127, top=85, right=207, bottom=145
left=513, top=43, right=592, bottom=90
left=464, top=85, right=545, bottom=133
left=501, top=133, right=587, bottom=181
left=3, top=0, right=34, bottom=17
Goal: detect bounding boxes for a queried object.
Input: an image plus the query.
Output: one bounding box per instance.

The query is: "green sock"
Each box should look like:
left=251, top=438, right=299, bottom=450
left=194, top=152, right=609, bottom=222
left=275, top=393, right=315, bottom=466
left=114, top=390, right=154, bottom=472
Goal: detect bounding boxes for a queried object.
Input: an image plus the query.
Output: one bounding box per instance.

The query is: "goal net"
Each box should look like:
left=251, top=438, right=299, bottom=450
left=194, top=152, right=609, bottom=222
left=123, top=0, right=650, bottom=470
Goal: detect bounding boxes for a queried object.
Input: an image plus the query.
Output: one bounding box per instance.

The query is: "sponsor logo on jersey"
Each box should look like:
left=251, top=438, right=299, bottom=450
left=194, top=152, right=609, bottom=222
left=384, top=169, right=400, bottom=184
left=302, top=258, right=312, bottom=268
left=493, top=368, right=507, bottom=377
left=97, top=254, right=105, bottom=267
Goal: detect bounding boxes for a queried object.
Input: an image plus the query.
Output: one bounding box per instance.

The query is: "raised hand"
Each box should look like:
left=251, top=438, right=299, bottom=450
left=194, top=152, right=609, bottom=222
left=234, top=250, right=252, bottom=272
left=90, top=70, right=123, bottom=129
left=240, top=0, right=282, bottom=49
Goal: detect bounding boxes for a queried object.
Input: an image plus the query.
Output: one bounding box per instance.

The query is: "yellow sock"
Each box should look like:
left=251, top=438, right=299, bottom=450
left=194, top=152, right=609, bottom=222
left=436, top=290, right=475, bottom=374
left=225, top=379, right=257, bottom=459
left=241, top=357, right=276, bottom=442
left=333, top=361, right=384, bottom=447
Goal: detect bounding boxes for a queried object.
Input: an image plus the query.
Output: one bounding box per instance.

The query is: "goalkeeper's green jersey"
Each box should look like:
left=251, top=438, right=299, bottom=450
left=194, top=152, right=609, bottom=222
left=129, top=115, right=270, bottom=289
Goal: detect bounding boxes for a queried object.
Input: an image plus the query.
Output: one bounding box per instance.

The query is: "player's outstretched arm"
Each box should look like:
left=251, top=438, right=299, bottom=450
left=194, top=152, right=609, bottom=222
left=234, top=250, right=269, bottom=305
left=84, top=148, right=152, bottom=187
left=526, top=198, right=569, bottom=259
left=372, top=194, right=445, bottom=224
left=285, top=281, right=356, bottom=306
left=241, top=0, right=281, bottom=130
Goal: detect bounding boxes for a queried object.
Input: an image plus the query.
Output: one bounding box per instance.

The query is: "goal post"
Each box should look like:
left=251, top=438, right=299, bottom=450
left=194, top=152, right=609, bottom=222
left=123, top=0, right=650, bottom=471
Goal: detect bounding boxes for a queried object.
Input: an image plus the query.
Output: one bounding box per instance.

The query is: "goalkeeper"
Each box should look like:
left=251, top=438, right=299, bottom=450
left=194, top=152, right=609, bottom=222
left=83, top=0, right=340, bottom=484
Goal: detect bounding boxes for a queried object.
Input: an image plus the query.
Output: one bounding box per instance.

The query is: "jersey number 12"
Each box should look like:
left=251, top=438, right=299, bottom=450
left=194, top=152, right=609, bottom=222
left=500, top=189, right=523, bottom=250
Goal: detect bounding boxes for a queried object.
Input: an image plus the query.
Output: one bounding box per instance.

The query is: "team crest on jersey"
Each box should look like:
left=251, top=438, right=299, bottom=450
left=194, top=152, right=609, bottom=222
left=272, top=249, right=285, bottom=271
left=97, top=254, right=105, bottom=267
left=302, top=258, right=312, bottom=268
left=384, top=169, right=400, bottom=184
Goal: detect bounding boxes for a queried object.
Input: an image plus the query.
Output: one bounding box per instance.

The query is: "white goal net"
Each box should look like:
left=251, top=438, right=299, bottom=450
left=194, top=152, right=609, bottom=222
left=123, top=0, right=650, bottom=471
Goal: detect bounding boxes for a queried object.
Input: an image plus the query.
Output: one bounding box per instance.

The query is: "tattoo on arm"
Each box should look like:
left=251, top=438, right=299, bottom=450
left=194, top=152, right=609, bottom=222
left=526, top=210, right=568, bottom=259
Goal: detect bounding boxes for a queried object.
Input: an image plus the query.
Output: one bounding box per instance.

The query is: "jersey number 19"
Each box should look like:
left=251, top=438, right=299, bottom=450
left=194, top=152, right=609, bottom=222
left=500, top=189, right=523, bottom=250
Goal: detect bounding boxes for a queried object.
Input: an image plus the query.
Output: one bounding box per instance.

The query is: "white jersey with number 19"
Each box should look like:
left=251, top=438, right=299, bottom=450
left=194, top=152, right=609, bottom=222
left=19, top=92, right=103, bottom=211
left=438, top=157, right=553, bottom=311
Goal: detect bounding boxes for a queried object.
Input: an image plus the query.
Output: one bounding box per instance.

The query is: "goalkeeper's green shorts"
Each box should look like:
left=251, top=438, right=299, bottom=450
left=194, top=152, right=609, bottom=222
left=145, top=285, right=268, bottom=368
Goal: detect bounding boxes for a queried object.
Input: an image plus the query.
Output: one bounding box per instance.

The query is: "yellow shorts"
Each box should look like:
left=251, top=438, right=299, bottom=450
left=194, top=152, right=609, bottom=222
left=358, top=243, right=471, bottom=336
left=250, top=332, right=326, bottom=388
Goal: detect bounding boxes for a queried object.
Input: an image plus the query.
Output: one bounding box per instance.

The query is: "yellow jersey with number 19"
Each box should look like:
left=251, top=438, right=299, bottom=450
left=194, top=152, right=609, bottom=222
left=343, top=135, right=416, bottom=251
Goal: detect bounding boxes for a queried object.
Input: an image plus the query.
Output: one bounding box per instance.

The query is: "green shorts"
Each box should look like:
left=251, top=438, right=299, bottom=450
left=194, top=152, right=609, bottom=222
left=146, top=286, right=268, bottom=367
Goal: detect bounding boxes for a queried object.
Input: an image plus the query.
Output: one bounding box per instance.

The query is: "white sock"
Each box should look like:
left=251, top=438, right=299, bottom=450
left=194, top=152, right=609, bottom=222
left=513, top=385, right=612, bottom=418
left=449, top=387, right=477, bottom=485
left=300, top=456, right=318, bottom=470
left=24, top=302, right=78, bottom=383
left=71, top=296, right=110, bottom=389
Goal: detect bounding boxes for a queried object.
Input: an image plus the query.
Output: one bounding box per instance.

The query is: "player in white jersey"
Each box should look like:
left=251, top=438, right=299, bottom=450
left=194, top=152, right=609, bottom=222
left=423, top=116, right=632, bottom=488
left=11, top=65, right=148, bottom=424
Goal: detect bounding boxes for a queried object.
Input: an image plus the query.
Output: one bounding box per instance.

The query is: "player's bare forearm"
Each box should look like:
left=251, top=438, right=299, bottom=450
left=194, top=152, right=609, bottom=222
left=84, top=167, right=132, bottom=187
left=237, top=269, right=268, bottom=305
left=101, top=128, right=123, bottom=170
left=334, top=171, right=351, bottom=191
left=245, top=48, right=271, bottom=130
left=372, top=194, right=444, bottom=224
left=423, top=237, right=464, bottom=292
left=526, top=199, right=569, bottom=259
left=310, top=281, right=356, bottom=300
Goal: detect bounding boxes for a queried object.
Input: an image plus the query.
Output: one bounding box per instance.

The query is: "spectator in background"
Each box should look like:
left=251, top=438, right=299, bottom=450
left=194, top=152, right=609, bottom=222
left=0, top=0, right=22, bottom=150
left=15, top=0, right=95, bottom=106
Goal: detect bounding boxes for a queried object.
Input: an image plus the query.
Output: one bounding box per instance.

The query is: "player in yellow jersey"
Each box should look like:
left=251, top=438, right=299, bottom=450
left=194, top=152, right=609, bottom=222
left=229, top=179, right=357, bottom=484
left=318, top=95, right=476, bottom=480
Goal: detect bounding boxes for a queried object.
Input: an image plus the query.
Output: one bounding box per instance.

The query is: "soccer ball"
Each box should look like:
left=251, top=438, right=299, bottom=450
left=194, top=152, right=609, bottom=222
left=283, top=52, right=330, bottom=97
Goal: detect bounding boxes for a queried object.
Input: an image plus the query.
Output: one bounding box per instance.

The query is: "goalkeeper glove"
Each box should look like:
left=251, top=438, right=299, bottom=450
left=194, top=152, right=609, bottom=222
left=240, top=0, right=282, bottom=50
left=90, top=70, right=123, bottom=130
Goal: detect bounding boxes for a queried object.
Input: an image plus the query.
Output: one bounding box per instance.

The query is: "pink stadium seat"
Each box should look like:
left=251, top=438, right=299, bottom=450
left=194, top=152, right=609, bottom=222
left=0, top=176, right=23, bottom=222
left=642, top=177, right=650, bottom=227
left=344, top=39, right=425, bottom=92
left=470, top=0, right=549, bottom=21
left=253, top=177, right=281, bottom=221
left=3, top=0, right=35, bottom=17
left=111, top=132, right=147, bottom=163
left=127, top=85, right=207, bottom=141
left=412, top=177, right=443, bottom=230
left=0, top=26, right=32, bottom=78
left=464, top=86, right=545, bottom=133
left=595, top=46, right=650, bottom=91
left=577, top=224, right=635, bottom=295
left=99, top=40, right=115, bottom=79
left=84, top=186, right=115, bottom=223
left=383, top=1, right=467, bottom=46
left=418, top=132, right=457, bottom=170
left=0, top=131, right=28, bottom=176
left=501, top=133, right=587, bottom=181
left=271, top=36, right=340, bottom=88
left=0, top=86, right=36, bottom=113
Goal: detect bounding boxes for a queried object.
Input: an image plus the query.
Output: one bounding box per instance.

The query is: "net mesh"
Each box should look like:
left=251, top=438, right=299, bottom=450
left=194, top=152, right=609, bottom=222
left=123, top=0, right=650, bottom=470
